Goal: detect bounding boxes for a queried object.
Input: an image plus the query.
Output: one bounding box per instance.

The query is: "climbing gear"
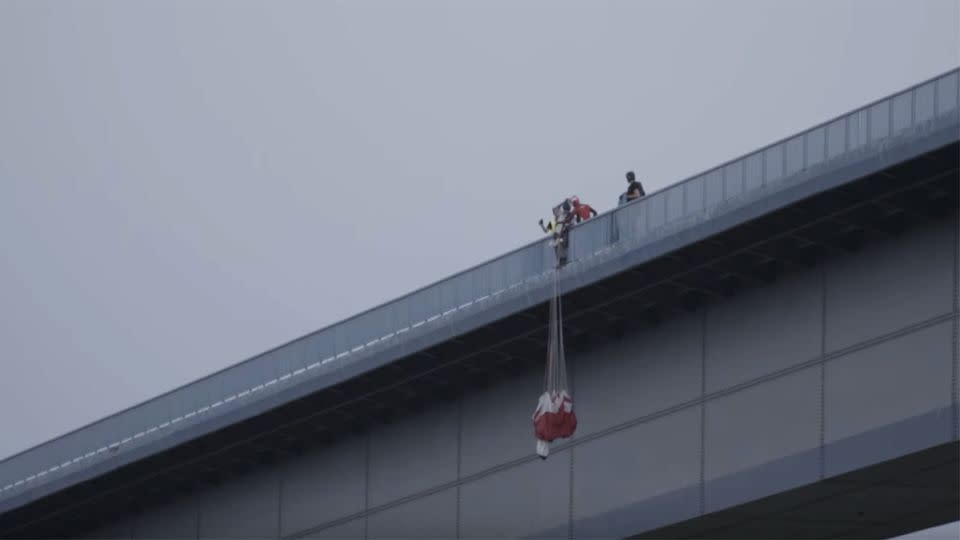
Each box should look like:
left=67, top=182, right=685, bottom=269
left=549, top=199, right=575, bottom=268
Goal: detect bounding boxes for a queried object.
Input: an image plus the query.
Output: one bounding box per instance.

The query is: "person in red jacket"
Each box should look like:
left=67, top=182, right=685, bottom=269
left=569, top=196, right=598, bottom=224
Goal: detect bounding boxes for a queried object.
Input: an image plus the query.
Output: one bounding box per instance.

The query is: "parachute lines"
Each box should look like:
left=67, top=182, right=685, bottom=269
left=532, top=271, right=577, bottom=458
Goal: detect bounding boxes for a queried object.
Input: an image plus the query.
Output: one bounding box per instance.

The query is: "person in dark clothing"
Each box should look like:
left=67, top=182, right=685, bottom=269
left=624, top=171, right=645, bottom=202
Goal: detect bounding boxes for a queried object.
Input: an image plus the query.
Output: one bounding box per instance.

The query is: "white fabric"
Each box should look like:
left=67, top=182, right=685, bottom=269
left=532, top=391, right=558, bottom=421
left=536, top=439, right=550, bottom=458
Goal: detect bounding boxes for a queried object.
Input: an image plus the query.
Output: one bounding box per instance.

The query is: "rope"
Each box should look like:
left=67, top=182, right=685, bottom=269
left=544, top=270, right=568, bottom=395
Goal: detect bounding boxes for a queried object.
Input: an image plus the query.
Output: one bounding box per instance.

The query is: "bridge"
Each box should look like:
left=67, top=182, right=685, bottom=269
left=1, top=69, right=958, bottom=539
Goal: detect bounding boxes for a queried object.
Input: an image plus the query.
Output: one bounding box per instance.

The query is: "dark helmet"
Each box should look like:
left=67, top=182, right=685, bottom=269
left=626, top=171, right=636, bottom=182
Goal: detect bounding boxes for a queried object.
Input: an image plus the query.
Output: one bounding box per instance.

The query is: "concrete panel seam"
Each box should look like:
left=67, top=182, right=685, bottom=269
left=820, top=265, right=827, bottom=480
left=283, top=312, right=958, bottom=539
left=277, top=475, right=283, bottom=539
left=569, top=350, right=576, bottom=540
left=456, top=398, right=462, bottom=540
left=711, top=311, right=958, bottom=401
left=363, top=433, right=370, bottom=540
left=953, top=211, right=959, bottom=440
left=568, top=446, right=575, bottom=540
left=285, top=476, right=462, bottom=539
left=287, top=437, right=580, bottom=538
left=699, top=307, right=707, bottom=517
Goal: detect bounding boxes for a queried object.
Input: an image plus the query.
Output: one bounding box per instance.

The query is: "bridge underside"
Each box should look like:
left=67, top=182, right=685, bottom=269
left=1, top=139, right=957, bottom=537
left=635, top=441, right=959, bottom=539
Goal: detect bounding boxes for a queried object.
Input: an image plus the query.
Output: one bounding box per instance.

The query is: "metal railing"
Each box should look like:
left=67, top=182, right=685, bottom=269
left=1, top=68, right=957, bottom=503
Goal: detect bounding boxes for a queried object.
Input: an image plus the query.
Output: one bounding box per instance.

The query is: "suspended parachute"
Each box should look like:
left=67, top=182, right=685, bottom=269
left=532, top=272, right=577, bottom=459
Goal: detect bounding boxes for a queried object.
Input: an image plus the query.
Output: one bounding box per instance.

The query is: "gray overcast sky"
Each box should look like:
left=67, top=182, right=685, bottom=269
left=0, top=0, right=957, bottom=509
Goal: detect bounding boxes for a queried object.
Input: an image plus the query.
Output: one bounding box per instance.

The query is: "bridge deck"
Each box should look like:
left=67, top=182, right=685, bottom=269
left=1, top=69, right=958, bottom=536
